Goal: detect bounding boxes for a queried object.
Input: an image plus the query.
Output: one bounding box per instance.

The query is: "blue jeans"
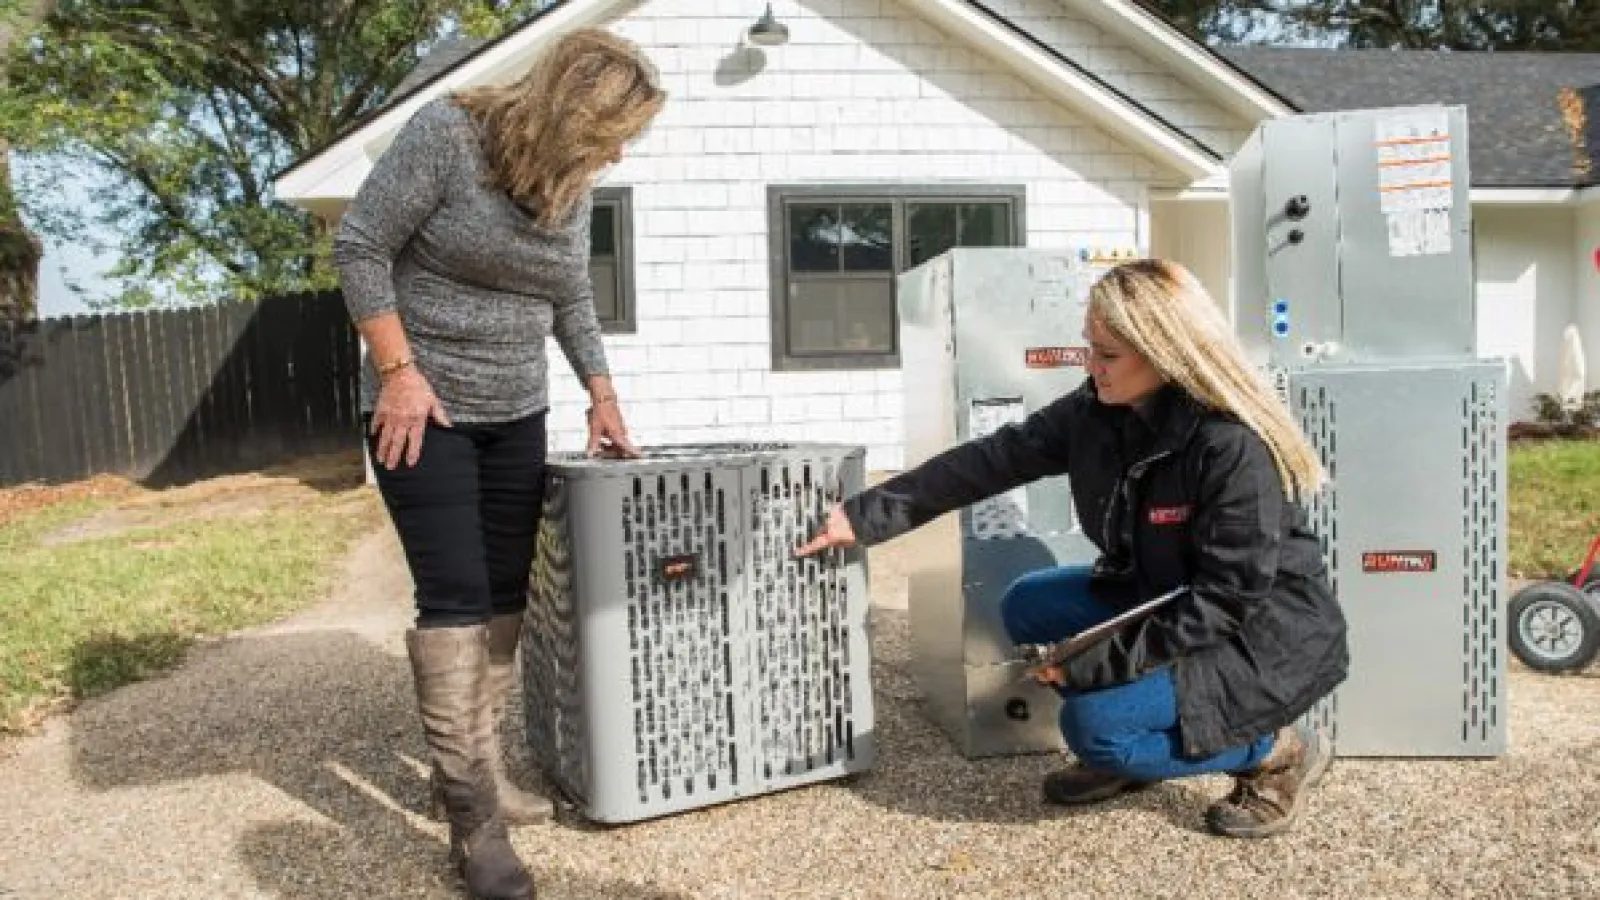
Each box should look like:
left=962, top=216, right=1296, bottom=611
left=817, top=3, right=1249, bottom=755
left=1000, top=565, right=1275, bottom=782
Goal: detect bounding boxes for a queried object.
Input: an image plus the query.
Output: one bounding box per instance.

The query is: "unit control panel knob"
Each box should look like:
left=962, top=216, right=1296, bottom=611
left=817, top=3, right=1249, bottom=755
left=1284, top=195, right=1311, bottom=220
left=1298, top=340, right=1342, bottom=362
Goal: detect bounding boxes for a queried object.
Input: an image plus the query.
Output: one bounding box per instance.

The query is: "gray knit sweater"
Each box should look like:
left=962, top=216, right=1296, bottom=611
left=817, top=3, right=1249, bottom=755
left=332, top=97, right=610, bottom=424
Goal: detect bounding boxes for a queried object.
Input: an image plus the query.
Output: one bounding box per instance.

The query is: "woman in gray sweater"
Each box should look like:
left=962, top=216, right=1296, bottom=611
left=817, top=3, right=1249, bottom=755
left=332, top=28, right=665, bottom=900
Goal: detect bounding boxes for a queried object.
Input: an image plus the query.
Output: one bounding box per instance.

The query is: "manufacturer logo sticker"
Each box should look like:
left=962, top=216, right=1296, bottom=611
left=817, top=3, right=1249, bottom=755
left=1361, top=551, right=1437, bottom=573
left=656, top=553, right=699, bottom=582
left=1148, top=505, right=1191, bottom=526
left=1024, top=346, right=1088, bottom=368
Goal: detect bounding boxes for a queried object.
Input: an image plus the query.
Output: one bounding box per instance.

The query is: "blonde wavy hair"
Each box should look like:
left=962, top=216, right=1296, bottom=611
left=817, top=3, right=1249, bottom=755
left=1088, top=259, right=1325, bottom=501
left=454, top=28, right=666, bottom=229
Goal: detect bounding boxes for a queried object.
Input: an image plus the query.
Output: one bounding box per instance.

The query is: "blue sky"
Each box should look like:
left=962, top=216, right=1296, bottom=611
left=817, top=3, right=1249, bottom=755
left=37, top=238, right=113, bottom=318
left=25, top=160, right=117, bottom=319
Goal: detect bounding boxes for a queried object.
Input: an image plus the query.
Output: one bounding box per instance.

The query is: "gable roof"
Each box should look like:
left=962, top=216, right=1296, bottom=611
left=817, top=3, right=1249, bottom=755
left=366, top=3, right=1295, bottom=128
left=277, top=2, right=1600, bottom=202
left=274, top=0, right=1273, bottom=201
left=1220, top=46, right=1600, bottom=189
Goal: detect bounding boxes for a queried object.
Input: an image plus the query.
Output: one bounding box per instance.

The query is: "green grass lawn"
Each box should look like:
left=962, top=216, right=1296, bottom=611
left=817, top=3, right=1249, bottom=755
left=0, top=460, right=379, bottom=734
left=1508, top=437, right=1600, bottom=580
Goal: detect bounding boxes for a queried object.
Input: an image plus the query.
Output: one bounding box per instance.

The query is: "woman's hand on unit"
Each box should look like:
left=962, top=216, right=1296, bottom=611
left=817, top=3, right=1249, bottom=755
left=586, top=397, right=640, bottom=458
left=796, top=504, right=858, bottom=557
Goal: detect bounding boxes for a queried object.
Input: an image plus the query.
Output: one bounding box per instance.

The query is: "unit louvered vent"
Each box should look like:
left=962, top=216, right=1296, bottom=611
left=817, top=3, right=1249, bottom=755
left=524, top=476, right=588, bottom=799
left=1296, top=383, right=1340, bottom=741
left=623, top=469, right=739, bottom=803
left=748, top=459, right=858, bottom=782
left=1460, top=380, right=1501, bottom=747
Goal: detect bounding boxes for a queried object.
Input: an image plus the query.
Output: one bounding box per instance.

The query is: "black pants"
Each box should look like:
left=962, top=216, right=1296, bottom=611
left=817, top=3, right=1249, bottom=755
left=366, top=411, right=548, bottom=629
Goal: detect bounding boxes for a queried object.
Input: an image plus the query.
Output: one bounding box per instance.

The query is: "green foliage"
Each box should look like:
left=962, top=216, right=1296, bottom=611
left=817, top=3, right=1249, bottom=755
left=1280, top=0, right=1600, bottom=50
left=1145, top=1, right=1600, bottom=50
left=1142, top=1, right=1285, bottom=45
left=0, top=1, right=543, bottom=307
left=1528, top=391, right=1600, bottom=436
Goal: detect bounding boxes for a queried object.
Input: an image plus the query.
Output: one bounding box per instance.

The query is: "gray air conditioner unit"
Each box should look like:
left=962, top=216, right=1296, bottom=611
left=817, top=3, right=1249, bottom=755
left=520, top=443, right=875, bottom=823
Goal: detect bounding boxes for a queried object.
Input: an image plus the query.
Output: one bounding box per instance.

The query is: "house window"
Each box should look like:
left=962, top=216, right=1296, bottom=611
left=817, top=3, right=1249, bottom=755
left=768, top=185, right=1025, bottom=371
left=590, top=187, right=636, bottom=334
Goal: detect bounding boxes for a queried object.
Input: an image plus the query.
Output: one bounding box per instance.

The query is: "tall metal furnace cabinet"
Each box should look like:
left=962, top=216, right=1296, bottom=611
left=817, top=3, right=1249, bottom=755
left=1231, top=104, right=1507, bottom=757
left=519, top=444, right=875, bottom=823
left=895, top=247, right=1122, bottom=758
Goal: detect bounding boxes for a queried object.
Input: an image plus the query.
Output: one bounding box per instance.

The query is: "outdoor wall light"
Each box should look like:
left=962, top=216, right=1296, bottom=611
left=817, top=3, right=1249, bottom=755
left=747, top=3, right=790, bottom=46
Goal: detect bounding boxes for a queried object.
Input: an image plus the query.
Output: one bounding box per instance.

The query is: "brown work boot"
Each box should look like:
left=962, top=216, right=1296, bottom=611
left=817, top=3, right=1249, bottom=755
left=431, top=614, right=554, bottom=826
left=1205, top=723, right=1333, bottom=839
left=1041, top=762, right=1147, bottom=806
left=408, top=625, right=536, bottom=900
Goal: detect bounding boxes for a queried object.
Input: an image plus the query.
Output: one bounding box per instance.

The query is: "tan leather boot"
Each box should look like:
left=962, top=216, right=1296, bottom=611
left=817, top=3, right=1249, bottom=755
left=1204, top=723, right=1334, bottom=839
left=482, top=613, right=555, bottom=824
left=407, top=625, right=536, bottom=900
left=429, top=614, right=554, bottom=826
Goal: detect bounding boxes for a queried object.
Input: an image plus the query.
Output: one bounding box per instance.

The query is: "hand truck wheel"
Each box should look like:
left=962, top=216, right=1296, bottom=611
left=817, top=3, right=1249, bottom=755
left=1508, top=580, right=1600, bottom=673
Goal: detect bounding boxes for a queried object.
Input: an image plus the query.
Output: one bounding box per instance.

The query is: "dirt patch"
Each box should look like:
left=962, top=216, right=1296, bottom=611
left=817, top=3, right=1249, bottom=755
left=0, top=474, right=138, bottom=529
left=33, top=452, right=370, bottom=546
left=2, top=452, right=369, bottom=535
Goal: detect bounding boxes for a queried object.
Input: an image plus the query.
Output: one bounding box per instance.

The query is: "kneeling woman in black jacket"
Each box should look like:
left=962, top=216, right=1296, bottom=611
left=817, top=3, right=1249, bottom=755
left=797, top=258, right=1348, bottom=838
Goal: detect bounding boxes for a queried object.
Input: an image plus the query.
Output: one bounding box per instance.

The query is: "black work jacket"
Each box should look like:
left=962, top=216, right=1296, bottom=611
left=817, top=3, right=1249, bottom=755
left=844, top=381, right=1349, bottom=758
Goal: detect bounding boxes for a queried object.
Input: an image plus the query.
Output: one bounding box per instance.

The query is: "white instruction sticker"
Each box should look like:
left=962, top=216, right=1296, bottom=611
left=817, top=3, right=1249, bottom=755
left=1386, top=207, right=1452, bottom=257
left=968, top=399, right=1030, bottom=539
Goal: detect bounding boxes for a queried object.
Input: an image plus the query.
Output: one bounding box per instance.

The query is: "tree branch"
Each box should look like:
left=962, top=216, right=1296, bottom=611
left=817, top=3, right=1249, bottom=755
left=95, top=147, right=250, bottom=280
left=326, top=4, right=451, bottom=140
left=206, top=89, right=248, bottom=165
left=92, top=18, right=307, bottom=143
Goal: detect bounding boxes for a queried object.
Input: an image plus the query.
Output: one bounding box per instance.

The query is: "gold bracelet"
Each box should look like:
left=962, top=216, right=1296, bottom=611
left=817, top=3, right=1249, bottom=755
left=377, top=356, right=414, bottom=377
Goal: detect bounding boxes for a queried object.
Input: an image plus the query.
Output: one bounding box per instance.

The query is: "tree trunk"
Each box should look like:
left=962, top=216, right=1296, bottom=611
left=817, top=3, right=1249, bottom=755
left=0, top=0, right=58, bottom=326
left=0, top=143, right=43, bottom=326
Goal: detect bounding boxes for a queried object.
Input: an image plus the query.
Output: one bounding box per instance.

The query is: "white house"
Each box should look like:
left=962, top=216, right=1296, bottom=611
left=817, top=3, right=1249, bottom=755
left=276, top=0, right=1600, bottom=471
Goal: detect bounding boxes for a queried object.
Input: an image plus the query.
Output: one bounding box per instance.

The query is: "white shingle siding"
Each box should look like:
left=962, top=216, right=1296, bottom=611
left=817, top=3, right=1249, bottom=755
left=984, top=0, right=1255, bottom=154
left=540, top=0, right=1239, bottom=470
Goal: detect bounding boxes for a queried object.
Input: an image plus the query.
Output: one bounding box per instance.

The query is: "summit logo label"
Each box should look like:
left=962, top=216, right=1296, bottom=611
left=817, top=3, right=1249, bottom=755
left=1361, top=551, right=1437, bottom=573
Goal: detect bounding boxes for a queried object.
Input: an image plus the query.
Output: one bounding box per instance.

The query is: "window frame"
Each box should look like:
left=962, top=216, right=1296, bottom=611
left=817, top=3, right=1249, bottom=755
left=590, top=186, right=637, bottom=335
left=766, top=184, right=1027, bottom=372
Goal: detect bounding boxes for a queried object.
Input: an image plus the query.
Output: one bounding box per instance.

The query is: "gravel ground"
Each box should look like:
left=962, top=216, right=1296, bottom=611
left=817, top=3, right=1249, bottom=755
left=1, top=524, right=1596, bottom=900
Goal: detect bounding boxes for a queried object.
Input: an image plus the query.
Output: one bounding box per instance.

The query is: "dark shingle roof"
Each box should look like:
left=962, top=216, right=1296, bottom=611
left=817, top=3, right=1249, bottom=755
left=390, top=35, right=488, bottom=100
left=1219, top=47, right=1600, bottom=188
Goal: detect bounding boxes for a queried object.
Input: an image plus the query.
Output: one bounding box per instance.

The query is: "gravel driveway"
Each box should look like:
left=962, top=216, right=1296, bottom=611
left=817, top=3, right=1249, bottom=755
left=1, top=524, right=1596, bottom=899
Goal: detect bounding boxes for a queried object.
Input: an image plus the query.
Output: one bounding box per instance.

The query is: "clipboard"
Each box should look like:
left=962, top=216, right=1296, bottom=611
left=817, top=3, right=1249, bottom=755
left=1014, top=584, right=1192, bottom=671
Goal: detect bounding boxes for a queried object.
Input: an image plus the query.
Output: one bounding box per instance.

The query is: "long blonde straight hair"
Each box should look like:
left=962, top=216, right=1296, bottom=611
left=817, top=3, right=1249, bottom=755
left=1087, top=259, right=1325, bottom=501
left=454, top=28, right=666, bottom=229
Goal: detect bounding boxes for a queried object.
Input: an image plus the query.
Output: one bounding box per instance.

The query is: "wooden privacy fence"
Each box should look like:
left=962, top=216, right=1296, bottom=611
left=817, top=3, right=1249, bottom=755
left=0, top=290, right=363, bottom=488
